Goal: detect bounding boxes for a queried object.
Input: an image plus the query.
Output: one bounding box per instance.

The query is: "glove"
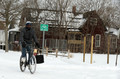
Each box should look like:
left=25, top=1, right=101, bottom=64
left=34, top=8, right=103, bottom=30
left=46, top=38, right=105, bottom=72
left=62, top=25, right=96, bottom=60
left=36, top=42, right=40, bottom=48
left=22, top=42, right=26, bottom=48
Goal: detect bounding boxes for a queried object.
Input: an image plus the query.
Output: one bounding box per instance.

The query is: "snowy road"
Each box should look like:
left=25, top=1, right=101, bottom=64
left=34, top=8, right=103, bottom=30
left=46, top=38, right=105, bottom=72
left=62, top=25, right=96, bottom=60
left=0, top=50, right=120, bottom=79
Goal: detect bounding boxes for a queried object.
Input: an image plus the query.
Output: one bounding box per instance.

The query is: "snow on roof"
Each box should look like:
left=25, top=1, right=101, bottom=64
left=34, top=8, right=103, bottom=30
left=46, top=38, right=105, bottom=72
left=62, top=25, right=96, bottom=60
left=8, top=26, right=20, bottom=32
left=68, top=14, right=86, bottom=28
left=106, top=27, right=120, bottom=36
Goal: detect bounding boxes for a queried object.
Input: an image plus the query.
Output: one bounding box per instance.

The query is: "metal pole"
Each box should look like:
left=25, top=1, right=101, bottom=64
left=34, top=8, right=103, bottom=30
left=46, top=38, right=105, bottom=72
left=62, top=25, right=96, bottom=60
left=42, top=31, right=45, bottom=54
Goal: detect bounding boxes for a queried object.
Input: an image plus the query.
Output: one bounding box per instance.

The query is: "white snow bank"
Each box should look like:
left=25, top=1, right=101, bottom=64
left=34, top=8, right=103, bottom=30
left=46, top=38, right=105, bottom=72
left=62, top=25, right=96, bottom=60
left=0, top=50, right=120, bottom=79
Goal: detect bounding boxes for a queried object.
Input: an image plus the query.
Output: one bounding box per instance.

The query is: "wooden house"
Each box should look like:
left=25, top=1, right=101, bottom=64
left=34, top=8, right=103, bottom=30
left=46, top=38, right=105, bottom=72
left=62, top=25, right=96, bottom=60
left=79, top=10, right=119, bottom=54
left=8, top=27, right=20, bottom=51
left=79, top=11, right=107, bottom=53
left=0, top=21, right=5, bottom=50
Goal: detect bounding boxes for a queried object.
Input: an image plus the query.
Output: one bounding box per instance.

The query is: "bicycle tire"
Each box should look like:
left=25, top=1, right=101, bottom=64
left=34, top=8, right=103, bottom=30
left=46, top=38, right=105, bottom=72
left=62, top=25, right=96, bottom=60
left=29, top=55, right=37, bottom=74
left=20, top=56, right=27, bottom=72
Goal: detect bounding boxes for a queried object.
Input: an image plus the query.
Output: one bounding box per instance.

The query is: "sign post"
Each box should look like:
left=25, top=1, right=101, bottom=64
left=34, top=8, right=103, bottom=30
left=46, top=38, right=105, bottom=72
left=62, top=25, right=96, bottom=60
left=40, top=24, right=48, bottom=54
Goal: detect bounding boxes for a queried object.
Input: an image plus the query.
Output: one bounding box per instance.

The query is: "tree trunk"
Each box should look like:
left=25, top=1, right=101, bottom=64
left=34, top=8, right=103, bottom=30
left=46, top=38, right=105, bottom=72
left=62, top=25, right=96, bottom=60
left=5, top=26, right=8, bottom=52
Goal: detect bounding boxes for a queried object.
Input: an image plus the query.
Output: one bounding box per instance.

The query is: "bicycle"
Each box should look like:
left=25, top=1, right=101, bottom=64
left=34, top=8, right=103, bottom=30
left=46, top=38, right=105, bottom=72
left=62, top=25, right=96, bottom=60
left=19, top=46, right=37, bottom=74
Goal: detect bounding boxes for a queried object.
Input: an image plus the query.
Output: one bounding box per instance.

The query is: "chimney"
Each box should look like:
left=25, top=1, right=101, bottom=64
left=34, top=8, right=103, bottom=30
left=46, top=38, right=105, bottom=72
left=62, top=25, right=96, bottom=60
left=72, top=6, right=76, bottom=16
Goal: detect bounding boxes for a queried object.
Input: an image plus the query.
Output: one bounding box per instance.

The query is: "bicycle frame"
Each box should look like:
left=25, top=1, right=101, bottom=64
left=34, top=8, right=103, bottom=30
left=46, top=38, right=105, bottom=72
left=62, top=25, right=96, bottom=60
left=20, top=44, right=37, bottom=74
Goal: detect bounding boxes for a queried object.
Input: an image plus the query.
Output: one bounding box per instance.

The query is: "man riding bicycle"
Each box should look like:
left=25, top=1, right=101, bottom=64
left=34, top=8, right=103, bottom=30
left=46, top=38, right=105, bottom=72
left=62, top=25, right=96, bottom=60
left=19, top=21, right=40, bottom=64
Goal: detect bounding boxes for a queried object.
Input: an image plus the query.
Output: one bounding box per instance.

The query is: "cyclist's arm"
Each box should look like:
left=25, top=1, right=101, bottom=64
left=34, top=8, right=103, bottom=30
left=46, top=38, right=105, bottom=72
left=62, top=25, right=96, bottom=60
left=32, top=29, right=39, bottom=43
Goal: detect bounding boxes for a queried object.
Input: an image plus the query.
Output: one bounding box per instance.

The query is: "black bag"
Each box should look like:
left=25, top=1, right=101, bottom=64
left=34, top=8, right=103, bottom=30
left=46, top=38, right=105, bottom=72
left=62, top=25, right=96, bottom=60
left=35, top=54, right=44, bottom=64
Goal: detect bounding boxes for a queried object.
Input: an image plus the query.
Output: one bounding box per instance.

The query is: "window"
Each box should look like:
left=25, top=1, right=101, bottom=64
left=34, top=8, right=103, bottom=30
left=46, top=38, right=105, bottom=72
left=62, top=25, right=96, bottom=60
left=95, top=34, right=101, bottom=47
left=75, top=34, right=81, bottom=40
left=90, top=18, right=97, bottom=26
left=68, top=33, right=74, bottom=40
left=111, top=38, right=117, bottom=49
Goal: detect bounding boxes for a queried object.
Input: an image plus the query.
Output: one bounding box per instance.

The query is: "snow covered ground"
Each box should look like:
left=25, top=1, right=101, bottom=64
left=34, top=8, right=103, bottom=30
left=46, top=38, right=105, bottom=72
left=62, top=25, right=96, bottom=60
left=0, top=49, right=120, bottom=79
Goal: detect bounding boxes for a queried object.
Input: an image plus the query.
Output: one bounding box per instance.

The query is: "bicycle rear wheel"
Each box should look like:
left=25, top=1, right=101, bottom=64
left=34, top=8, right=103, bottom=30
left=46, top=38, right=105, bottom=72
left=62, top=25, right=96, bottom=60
left=20, top=56, right=27, bottom=72
left=29, top=55, right=36, bottom=74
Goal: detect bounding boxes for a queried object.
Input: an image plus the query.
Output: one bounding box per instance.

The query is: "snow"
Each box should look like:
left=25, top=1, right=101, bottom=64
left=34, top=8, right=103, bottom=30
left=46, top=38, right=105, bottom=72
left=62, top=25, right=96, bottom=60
left=8, top=26, right=20, bottom=32
left=0, top=49, right=120, bottom=79
left=106, top=27, right=120, bottom=36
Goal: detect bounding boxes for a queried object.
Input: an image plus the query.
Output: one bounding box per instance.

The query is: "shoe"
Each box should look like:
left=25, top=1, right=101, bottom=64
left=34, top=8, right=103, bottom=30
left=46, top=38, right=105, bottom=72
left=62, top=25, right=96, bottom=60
left=21, top=57, right=26, bottom=62
left=28, top=65, right=32, bottom=70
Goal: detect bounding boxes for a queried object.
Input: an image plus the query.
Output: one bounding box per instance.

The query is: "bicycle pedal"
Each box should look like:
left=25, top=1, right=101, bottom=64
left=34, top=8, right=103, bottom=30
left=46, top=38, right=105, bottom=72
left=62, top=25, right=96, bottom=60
left=28, top=65, right=32, bottom=70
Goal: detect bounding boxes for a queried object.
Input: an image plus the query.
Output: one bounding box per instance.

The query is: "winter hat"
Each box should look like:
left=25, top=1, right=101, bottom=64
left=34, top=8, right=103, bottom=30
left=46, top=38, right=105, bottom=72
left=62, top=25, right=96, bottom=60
left=26, top=21, right=32, bottom=26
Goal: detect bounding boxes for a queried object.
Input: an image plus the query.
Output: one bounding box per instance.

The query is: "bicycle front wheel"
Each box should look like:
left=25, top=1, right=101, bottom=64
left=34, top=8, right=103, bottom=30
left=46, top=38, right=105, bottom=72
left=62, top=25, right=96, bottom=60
left=29, top=55, right=36, bottom=74
left=20, top=56, right=27, bottom=72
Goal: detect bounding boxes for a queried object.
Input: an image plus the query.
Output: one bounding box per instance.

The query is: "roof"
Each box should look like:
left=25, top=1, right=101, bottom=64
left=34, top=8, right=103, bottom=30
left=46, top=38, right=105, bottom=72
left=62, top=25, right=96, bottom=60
left=106, top=27, right=120, bottom=36
left=8, top=26, right=20, bottom=32
left=79, top=10, right=107, bottom=34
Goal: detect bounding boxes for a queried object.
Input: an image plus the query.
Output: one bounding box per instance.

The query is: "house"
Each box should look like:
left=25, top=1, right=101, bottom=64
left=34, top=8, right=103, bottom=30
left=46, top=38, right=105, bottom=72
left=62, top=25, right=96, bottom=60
left=79, top=10, right=118, bottom=54
left=0, top=21, right=5, bottom=50
left=8, top=26, right=20, bottom=51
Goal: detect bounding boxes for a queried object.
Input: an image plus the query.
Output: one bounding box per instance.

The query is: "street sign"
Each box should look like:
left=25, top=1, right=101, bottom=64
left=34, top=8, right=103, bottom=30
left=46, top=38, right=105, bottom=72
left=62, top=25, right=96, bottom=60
left=40, top=24, right=48, bottom=31
left=40, top=24, right=48, bottom=54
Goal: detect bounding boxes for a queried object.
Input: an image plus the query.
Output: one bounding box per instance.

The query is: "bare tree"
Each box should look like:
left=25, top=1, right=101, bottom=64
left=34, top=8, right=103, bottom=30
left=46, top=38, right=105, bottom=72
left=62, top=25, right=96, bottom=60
left=0, top=0, right=23, bottom=52
left=42, top=0, right=75, bottom=39
left=22, top=0, right=39, bottom=8
left=76, top=0, right=120, bottom=28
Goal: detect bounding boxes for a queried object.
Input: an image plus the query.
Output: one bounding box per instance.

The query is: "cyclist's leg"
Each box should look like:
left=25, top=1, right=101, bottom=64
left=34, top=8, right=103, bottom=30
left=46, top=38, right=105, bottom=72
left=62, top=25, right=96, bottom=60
left=22, top=47, right=27, bottom=57
left=26, top=45, right=33, bottom=64
left=21, top=47, right=27, bottom=62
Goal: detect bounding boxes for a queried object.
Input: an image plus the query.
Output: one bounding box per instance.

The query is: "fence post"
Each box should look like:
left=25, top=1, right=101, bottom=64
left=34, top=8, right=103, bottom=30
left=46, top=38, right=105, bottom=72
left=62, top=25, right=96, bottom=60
left=46, top=47, right=48, bottom=56
left=68, top=49, right=70, bottom=59
left=90, top=36, right=94, bottom=64
left=83, top=36, right=86, bottom=62
left=56, top=49, right=58, bottom=57
left=107, top=35, right=110, bottom=64
left=115, top=48, right=118, bottom=66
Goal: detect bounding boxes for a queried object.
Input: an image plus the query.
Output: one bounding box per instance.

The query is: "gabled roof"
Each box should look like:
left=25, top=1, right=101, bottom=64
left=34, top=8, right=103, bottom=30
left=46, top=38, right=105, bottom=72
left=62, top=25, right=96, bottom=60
left=79, top=10, right=107, bottom=34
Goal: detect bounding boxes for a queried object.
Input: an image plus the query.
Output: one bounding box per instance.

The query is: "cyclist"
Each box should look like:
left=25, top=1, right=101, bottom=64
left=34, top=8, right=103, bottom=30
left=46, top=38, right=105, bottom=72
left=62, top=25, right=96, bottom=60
left=19, top=21, right=40, bottom=65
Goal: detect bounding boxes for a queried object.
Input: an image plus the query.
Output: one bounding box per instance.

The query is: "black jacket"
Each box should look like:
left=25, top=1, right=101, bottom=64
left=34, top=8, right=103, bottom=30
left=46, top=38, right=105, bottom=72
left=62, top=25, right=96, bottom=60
left=19, top=27, right=38, bottom=44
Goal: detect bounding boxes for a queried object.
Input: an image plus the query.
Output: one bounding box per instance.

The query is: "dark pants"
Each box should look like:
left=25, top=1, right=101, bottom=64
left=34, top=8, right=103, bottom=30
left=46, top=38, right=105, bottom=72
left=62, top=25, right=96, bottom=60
left=22, top=44, right=33, bottom=63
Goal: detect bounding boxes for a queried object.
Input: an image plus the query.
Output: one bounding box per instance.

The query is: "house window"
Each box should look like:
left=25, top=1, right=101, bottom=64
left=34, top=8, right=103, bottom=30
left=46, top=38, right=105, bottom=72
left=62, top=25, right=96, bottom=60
left=90, top=18, right=97, bottom=26
left=111, top=38, right=117, bottom=49
left=75, top=34, right=81, bottom=40
left=68, top=33, right=74, bottom=40
left=95, top=34, right=101, bottom=47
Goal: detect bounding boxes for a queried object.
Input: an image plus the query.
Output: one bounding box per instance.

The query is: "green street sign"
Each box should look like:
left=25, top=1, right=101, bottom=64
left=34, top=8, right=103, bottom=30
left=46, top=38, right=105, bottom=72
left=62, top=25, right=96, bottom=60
left=40, top=24, right=48, bottom=31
